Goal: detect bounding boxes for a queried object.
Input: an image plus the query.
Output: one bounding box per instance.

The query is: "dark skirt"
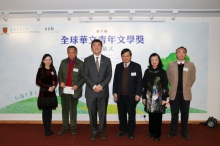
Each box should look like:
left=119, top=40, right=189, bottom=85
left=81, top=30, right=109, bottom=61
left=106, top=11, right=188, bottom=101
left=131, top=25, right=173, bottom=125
left=37, top=96, right=58, bottom=110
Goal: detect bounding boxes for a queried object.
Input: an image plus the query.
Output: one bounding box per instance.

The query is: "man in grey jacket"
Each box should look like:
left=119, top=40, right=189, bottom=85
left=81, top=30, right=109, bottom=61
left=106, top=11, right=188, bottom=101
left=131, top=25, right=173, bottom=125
left=83, top=39, right=112, bottom=140
left=58, top=46, right=84, bottom=135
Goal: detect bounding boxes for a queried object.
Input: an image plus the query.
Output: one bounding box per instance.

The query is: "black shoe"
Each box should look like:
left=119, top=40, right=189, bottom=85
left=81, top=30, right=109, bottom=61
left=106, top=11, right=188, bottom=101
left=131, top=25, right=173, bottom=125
left=154, top=137, right=160, bottom=141
left=117, top=132, right=127, bottom=137
left=100, top=132, right=107, bottom=140
left=128, top=133, right=134, bottom=139
left=58, top=129, right=68, bottom=135
left=90, top=133, right=97, bottom=141
left=44, top=132, right=51, bottom=136
left=147, top=133, right=154, bottom=138
left=49, top=130, right=53, bottom=135
left=182, top=133, right=190, bottom=140
left=167, top=132, right=176, bottom=138
left=71, top=129, right=77, bottom=135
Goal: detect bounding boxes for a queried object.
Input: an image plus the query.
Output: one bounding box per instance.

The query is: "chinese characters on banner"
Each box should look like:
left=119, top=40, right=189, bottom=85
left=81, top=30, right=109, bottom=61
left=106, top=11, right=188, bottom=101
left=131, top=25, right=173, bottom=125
left=61, top=35, right=144, bottom=44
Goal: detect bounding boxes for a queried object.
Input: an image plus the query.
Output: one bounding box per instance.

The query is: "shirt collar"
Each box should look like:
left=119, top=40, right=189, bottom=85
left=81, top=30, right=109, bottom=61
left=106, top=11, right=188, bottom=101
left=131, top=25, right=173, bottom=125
left=177, top=60, right=185, bottom=65
left=94, top=54, right=101, bottom=58
left=124, top=61, right=130, bottom=67
left=68, top=58, right=76, bottom=64
left=94, top=54, right=101, bottom=61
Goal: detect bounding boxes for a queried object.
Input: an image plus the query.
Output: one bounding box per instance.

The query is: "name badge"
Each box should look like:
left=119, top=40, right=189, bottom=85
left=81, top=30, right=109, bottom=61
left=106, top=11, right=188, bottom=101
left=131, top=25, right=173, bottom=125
left=51, top=71, right=54, bottom=75
left=183, top=67, right=188, bottom=71
left=73, top=68, right=78, bottom=72
left=131, top=72, right=136, bottom=76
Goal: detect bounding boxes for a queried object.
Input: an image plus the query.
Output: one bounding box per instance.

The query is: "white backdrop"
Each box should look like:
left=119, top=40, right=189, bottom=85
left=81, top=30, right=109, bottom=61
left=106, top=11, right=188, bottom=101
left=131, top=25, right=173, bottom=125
left=0, top=22, right=209, bottom=121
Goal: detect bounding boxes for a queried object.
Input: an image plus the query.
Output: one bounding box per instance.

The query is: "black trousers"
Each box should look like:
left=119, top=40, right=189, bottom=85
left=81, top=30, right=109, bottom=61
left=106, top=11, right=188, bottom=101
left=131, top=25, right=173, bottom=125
left=117, top=95, right=137, bottom=134
left=170, top=90, right=190, bottom=134
left=148, top=112, right=162, bottom=137
left=86, top=96, right=109, bottom=134
left=42, top=109, right=52, bottom=133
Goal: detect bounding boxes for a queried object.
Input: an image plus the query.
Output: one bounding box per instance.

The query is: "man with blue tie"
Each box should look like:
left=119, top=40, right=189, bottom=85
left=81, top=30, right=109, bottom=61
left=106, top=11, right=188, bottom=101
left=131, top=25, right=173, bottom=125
left=113, top=48, right=142, bottom=139
left=83, top=39, right=112, bottom=140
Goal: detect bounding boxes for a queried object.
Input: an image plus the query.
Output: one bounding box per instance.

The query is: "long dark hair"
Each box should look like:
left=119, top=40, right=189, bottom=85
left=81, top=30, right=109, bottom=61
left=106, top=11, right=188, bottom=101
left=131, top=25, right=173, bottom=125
left=39, top=54, right=57, bottom=78
left=148, top=53, right=163, bottom=69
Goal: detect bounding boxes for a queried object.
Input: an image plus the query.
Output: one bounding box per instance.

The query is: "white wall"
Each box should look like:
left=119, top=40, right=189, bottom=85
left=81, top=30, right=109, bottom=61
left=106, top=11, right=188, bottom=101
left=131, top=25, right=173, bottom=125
left=0, top=17, right=220, bottom=121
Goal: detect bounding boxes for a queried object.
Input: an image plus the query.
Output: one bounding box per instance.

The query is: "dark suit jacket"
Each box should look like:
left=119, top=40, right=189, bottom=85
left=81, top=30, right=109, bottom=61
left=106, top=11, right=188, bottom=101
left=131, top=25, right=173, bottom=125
left=113, top=61, right=142, bottom=103
left=83, top=54, right=112, bottom=98
left=58, top=58, right=84, bottom=98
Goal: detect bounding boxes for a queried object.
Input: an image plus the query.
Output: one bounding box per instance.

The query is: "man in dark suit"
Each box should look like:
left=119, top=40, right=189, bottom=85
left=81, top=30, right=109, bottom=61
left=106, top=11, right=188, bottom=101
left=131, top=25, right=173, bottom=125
left=113, top=48, right=142, bottom=139
left=83, top=39, right=112, bottom=140
left=57, top=46, right=84, bottom=135
left=167, top=47, right=196, bottom=140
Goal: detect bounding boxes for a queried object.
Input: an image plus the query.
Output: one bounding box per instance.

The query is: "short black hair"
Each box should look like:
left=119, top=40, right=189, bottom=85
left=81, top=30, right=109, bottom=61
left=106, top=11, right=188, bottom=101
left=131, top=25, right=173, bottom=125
left=67, top=46, right=77, bottom=52
left=121, top=48, right=132, bottom=56
left=91, top=39, right=103, bottom=48
left=176, top=46, right=187, bottom=54
left=148, top=53, right=163, bottom=69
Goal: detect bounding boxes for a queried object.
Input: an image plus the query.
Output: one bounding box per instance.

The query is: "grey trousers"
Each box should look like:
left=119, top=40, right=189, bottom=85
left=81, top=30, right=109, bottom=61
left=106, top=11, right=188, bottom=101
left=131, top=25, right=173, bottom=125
left=61, top=94, right=79, bottom=130
left=86, top=96, right=109, bottom=134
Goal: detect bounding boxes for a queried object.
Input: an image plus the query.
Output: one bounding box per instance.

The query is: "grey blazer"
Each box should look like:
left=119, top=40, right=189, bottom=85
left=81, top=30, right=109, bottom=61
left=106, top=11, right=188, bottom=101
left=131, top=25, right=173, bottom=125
left=83, top=54, right=112, bottom=98
left=58, top=58, right=85, bottom=98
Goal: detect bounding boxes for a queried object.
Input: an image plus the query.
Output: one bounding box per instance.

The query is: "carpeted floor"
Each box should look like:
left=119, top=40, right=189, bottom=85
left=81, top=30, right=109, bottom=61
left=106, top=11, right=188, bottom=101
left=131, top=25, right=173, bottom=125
left=0, top=124, right=219, bottom=146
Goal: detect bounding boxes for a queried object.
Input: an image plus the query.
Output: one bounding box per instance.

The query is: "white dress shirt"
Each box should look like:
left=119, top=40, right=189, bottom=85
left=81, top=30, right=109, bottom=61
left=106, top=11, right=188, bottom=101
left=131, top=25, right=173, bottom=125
left=94, top=54, right=101, bottom=67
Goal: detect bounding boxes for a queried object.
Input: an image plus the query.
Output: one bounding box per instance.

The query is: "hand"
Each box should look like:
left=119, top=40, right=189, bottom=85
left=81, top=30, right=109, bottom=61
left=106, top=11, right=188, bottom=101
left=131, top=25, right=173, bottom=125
left=142, top=99, right=146, bottom=105
left=72, top=85, right=78, bottom=90
left=161, top=100, right=166, bottom=105
left=93, top=85, right=103, bottom=93
left=135, top=95, right=140, bottom=101
left=60, top=82, right=65, bottom=88
left=48, top=87, right=54, bottom=92
left=113, top=93, right=118, bottom=102
left=51, top=86, right=55, bottom=90
left=98, top=84, right=103, bottom=89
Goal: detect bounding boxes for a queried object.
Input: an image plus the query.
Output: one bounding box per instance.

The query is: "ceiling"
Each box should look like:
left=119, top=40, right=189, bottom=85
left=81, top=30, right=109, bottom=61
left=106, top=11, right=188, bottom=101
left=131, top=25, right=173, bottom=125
left=0, top=0, right=220, bottom=18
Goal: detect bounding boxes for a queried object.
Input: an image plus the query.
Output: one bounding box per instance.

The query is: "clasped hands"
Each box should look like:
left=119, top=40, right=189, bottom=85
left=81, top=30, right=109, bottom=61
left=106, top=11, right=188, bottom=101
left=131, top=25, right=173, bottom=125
left=142, top=99, right=166, bottom=105
left=113, top=94, right=141, bottom=103
left=48, top=86, right=55, bottom=92
left=93, top=84, right=103, bottom=93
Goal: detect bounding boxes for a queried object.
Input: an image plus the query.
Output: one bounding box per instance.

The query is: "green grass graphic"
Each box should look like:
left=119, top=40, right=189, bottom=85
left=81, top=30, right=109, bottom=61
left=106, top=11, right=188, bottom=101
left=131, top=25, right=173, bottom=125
left=0, top=97, right=206, bottom=114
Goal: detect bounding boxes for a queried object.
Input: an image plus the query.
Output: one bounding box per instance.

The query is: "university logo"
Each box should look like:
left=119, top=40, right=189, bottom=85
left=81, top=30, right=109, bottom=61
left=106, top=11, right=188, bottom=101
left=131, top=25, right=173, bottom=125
left=2, top=27, right=8, bottom=34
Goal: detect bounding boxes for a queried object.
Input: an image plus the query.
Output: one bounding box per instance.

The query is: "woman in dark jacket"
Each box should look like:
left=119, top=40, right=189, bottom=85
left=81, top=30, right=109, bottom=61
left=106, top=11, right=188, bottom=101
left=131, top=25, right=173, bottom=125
left=36, top=54, right=58, bottom=136
left=142, top=53, right=168, bottom=141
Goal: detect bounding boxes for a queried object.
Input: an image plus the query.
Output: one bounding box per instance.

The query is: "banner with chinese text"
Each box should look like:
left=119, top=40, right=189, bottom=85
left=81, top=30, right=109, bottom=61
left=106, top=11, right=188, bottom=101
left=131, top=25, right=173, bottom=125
left=0, top=23, right=208, bottom=120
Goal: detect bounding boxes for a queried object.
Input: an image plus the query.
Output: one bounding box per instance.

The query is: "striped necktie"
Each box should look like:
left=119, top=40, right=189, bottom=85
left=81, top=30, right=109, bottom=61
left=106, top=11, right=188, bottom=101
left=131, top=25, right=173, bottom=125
left=96, top=57, right=100, bottom=72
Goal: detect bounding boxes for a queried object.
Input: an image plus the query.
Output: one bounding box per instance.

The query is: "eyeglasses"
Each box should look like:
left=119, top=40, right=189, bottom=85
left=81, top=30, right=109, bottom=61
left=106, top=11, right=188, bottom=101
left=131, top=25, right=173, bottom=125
left=177, top=51, right=186, bottom=54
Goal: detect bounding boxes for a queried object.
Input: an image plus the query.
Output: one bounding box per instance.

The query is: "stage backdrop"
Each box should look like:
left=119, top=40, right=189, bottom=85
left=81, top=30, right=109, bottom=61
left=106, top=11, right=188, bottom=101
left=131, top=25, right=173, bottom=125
left=0, top=22, right=208, bottom=120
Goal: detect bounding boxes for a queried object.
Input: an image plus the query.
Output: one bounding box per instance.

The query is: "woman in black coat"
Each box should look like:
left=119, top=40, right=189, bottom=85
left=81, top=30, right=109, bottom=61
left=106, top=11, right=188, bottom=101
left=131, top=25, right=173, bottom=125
left=36, top=54, right=58, bottom=136
left=142, top=53, right=168, bottom=141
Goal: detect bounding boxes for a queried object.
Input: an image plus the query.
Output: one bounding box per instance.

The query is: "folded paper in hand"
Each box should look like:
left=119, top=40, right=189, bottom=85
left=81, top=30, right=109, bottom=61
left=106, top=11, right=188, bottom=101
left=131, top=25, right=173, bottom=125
left=63, top=86, right=74, bottom=95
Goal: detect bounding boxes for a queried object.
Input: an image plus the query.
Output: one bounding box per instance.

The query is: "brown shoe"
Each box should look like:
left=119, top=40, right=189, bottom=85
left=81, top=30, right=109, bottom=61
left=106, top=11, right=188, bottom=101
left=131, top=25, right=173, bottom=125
left=72, top=129, right=77, bottom=135
left=100, top=132, right=107, bottom=140
left=58, top=129, right=68, bottom=135
left=90, top=133, right=97, bottom=141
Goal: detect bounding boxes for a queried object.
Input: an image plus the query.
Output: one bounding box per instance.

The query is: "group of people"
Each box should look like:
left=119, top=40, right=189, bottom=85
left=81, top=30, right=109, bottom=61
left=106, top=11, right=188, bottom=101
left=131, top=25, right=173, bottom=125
left=36, top=39, right=196, bottom=142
